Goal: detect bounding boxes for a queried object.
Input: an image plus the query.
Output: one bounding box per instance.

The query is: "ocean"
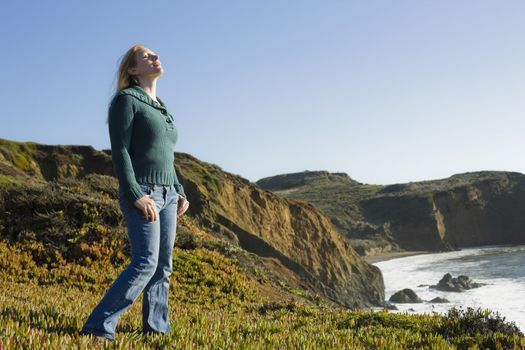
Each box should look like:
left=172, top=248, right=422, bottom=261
left=373, top=245, right=525, bottom=332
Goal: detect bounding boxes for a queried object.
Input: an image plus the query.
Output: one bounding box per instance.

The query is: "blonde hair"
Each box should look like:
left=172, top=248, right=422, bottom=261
left=116, top=44, right=145, bottom=92
left=106, top=44, right=145, bottom=123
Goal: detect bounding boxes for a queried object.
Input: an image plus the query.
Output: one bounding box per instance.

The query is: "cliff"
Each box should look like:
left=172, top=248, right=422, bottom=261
left=362, top=172, right=525, bottom=250
left=256, top=170, right=525, bottom=254
left=0, top=138, right=384, bottom=308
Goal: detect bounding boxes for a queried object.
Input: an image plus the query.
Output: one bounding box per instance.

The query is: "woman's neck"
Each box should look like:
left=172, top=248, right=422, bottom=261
left=136, top=78, right=159, bottom=102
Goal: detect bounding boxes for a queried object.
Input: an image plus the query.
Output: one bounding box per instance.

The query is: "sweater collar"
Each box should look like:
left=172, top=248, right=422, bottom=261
left=117, top=85, right=170, bottom=114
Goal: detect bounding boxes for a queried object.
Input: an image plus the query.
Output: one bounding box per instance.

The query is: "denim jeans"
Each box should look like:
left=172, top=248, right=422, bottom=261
left=81, top=183, right=179, bottom=340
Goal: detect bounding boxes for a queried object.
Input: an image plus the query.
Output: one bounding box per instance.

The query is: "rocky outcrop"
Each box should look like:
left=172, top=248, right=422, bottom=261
left=0, top=138, right=385, bottom=308
left=389, top=289, right=422, bottom=303
left=430, top=273, right=485, bottom=292
left=429, top=297, right=450, bottom=303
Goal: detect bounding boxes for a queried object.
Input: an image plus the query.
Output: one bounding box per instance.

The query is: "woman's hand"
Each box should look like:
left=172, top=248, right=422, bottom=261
left=134, top=195, right=158, bottom=221
left=177, top=196, right=190, bottom=217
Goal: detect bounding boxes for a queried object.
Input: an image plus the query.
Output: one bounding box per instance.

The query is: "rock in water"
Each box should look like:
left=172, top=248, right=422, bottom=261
left=389, top=289, right=423, bottom=303
left=431, top=273, right=485, bottom=292
left=386, top=303, right=398, bottom=310
left=429, top=297, right=450, bottom=303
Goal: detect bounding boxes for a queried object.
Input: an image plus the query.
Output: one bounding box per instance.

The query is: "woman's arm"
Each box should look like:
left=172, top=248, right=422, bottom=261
left=108, top=94, right=146, bottom=202
left=174, top=177, right=186, bottom=199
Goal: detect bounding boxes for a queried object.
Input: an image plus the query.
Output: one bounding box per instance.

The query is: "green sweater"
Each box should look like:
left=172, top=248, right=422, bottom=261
left=108, top=85, right=186, bottom=202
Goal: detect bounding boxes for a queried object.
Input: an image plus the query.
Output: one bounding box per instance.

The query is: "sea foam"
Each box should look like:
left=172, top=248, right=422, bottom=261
left=374, top=245, right=525, bottom=332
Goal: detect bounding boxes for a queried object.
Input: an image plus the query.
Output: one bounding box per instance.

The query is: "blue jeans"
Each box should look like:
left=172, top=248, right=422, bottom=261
left=81, top=183, right=179, bottom=340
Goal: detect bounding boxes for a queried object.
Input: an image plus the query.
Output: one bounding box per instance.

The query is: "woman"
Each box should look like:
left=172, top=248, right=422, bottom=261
left=81, top=44, right=190, bottom=340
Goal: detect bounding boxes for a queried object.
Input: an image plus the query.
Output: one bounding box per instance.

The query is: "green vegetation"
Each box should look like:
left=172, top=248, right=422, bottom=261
left=379, top=171, right=521, bottom=195
left=176, top=155, right=223, bottom=195
left=0, top=138, right=38, bottom=172
left=0, top=140, right=523, bottom=348
left=0, top=174, right=22, bottom=188
left=271, top=172, right=383, bottom=223
left=2, top=249, right=524, bottom=350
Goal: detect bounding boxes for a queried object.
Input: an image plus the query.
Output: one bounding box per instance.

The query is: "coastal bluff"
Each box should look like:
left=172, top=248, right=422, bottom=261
left=256, top=170, right=525, bottom=253
left=0, top=138, right=384, bottom=308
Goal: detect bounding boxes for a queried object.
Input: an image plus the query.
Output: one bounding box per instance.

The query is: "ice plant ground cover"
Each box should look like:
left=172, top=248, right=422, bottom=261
left=1, top=239, right=524, bottom=349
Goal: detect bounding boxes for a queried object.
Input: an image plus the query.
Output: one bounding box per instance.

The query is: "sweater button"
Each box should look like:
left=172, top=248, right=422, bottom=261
left=161, top=110, right=167, bottom=115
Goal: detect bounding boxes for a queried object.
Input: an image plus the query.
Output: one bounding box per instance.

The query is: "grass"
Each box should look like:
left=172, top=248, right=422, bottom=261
left=1, top=237, right=524, bottom=349
left=0, top=174, right=22, bottom=188
left=0, top=138, right=38, bottom=172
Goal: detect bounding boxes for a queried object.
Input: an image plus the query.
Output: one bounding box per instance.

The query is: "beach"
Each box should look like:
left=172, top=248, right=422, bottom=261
left=363, top=250, right=432, bottom=264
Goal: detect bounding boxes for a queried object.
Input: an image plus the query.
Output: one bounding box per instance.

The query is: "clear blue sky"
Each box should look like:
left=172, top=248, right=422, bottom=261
left=2, top=1, right=524, bottom=185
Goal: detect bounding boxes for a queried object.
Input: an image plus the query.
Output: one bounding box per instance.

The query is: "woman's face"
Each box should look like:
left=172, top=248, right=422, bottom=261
left=128, top=48, right=164, bottom=79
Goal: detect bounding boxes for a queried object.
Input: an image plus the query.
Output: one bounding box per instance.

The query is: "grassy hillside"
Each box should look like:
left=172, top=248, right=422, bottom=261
left=0, top=138, right=387, bottom=308
left=2, top=233, right=524, bottom=349
left=0, top=139, right=524, bottom=348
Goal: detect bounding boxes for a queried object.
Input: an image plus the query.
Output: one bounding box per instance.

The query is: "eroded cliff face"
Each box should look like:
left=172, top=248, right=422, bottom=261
left=175, top=153, right=384, bottom=308
left=0, top=138, right=385, bottom=308
left=360, top=194, right=449, bottom=251
left=256, top=170, right=525, bottom=254
left=433, top=175, right=525, bottom=247
left=361, top=172, right=525, bottom=251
